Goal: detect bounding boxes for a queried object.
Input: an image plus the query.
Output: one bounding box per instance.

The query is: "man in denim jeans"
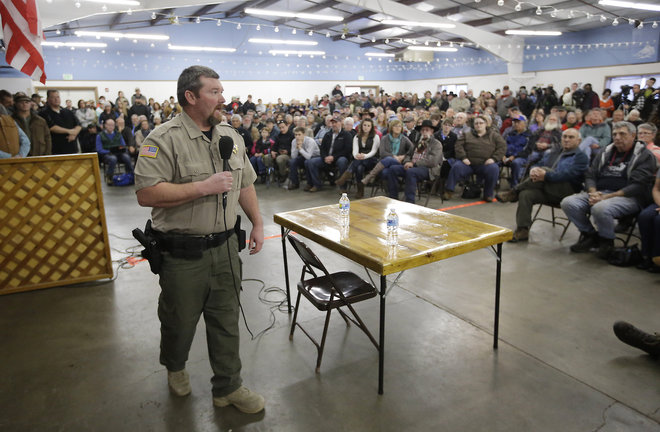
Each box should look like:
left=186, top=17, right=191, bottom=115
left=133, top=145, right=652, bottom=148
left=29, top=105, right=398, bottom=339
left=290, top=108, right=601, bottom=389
left=560, top=121, right=656, bottom=259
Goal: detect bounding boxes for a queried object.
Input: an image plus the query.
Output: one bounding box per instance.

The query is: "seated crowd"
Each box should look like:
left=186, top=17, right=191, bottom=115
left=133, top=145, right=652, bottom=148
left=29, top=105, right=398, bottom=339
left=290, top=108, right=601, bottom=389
left=2, top=80, right=660, bottom=267
left=0, top=87, right=181, bottom=184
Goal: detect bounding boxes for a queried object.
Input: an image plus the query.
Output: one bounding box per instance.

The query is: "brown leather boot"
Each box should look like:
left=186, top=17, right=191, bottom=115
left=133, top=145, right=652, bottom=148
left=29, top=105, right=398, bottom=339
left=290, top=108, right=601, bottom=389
left=362, top=162, right=385, bottom=185
left=335, top=170, right=353, bottom=187
left=355, top=183, right=364, bottom=199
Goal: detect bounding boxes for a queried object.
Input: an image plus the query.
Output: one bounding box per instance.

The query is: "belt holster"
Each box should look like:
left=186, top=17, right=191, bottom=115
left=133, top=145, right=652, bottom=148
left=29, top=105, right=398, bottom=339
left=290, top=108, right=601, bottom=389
left=132, top=220, right=163, bottom=274
left=235, top=215, right=246, bottom=252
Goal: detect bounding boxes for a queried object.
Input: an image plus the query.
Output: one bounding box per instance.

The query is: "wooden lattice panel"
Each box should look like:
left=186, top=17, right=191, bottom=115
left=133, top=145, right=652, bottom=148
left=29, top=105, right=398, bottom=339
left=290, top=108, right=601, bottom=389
left=0, top=154, right=113, bottom=295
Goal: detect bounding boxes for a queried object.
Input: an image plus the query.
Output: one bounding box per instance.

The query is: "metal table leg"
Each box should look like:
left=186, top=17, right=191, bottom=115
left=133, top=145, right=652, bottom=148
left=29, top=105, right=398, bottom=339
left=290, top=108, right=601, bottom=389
left=378, top=274, right=386, bottom=394
left=494, top=242, right=502, bottom=349
left=281, top=226, right=292, bottom=313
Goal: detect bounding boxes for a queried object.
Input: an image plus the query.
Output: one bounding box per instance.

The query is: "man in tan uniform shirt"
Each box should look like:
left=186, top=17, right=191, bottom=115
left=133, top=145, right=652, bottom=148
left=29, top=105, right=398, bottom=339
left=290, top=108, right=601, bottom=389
left=134, top=66, right=265, bottom=414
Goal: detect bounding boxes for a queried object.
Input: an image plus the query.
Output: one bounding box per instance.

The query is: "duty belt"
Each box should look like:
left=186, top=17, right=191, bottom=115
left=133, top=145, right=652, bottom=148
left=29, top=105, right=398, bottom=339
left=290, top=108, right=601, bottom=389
left=154, top=229, right=234, bottom=259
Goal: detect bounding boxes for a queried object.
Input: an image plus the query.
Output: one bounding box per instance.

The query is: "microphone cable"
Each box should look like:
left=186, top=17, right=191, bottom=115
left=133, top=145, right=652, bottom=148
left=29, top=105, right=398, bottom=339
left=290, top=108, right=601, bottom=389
left=221, top=170, right=255, bottom=340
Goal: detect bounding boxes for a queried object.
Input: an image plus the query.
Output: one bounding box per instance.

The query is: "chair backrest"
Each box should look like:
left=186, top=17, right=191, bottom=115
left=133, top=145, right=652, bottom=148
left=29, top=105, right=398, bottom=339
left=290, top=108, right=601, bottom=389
left=288, top=235, right=329, bottom=278
left=288, top=235, right=356, bottom=304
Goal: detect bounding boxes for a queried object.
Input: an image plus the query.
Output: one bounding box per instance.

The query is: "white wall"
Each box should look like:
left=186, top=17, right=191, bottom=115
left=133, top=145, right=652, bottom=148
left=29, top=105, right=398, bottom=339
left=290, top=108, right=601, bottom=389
left=16, top=61, right=660, bottom=104
left=405, top=62, right=660, bottom=96
left=1, top=77, right=34, bottom=95
left=31, top=80, right=408, bottom=106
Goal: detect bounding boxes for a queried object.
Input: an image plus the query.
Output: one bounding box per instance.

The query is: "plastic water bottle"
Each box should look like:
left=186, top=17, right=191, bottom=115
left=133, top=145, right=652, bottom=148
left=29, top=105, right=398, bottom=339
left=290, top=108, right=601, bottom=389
left=339, top=193, right=350, bottom=226
left=386, top=208, right=399, bottom=246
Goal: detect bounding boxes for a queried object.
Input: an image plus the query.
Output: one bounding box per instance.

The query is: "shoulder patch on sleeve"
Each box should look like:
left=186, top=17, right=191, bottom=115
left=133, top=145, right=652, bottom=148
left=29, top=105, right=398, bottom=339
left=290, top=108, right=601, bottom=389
left=139, top=145, right=159, bottom=158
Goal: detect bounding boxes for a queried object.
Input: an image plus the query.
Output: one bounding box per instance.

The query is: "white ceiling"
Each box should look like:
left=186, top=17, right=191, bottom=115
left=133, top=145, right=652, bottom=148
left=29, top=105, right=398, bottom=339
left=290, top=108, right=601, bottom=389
left=35, top=0, right=659, bottom=59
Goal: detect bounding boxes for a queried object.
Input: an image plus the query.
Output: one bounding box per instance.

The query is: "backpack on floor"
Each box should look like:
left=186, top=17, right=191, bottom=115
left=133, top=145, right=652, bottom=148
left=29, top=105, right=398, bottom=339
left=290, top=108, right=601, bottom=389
left=607, top=245, right=642, bottom=267
left=461, top=182, right=482, bottom=199
left=112, top=172, right=134, bottom=186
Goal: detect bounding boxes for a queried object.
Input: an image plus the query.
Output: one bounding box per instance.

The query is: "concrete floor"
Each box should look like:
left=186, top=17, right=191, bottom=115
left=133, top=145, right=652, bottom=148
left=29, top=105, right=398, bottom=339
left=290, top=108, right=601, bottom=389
left=2, top=181, right=660, bottom=432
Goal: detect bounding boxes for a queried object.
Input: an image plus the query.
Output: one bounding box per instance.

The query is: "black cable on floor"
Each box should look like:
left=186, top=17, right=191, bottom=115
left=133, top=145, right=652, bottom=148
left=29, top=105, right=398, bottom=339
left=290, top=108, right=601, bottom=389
left=76, top=232, right=291, bottom=339
left=242, top=278, right=290, bottom=340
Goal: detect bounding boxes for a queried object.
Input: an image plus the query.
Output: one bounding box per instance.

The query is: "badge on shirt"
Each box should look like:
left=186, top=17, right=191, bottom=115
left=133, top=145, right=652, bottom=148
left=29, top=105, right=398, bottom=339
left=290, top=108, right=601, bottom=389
left=139, top=145, right=159, bottom=158
left=233, top=142, right=238, bottom=154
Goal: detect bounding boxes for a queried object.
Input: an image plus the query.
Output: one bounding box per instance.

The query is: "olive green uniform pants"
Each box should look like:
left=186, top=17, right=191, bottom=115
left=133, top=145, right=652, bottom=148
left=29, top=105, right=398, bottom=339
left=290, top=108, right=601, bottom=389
left=157, top=235, right=242, bottom=398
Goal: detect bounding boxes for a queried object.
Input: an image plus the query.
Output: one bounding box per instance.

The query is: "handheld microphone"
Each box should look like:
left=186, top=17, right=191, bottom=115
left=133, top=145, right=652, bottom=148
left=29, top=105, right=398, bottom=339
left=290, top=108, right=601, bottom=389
left=218, top=135, right=234, bottom=209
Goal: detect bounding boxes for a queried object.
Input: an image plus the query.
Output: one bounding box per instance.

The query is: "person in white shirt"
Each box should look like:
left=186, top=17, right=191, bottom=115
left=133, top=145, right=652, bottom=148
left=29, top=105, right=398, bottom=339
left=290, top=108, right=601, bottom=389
left=336, top=117, right=380, bottom=198
left=287, top=126, right=320, bottom=190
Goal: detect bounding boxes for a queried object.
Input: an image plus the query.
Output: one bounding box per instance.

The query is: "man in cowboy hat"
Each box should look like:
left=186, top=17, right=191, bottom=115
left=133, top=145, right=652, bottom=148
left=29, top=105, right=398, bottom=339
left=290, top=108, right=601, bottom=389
left=382, top=119, right=443, bottom=203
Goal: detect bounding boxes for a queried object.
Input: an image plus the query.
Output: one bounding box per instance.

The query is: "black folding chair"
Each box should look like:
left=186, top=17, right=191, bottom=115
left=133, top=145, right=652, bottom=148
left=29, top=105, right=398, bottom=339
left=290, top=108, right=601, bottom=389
left=614, top=215, right=640, bottom=247
left=418, top=176, right=444, bottom=207
left=531, top=203, right=571, bottom=241
left=287, top=235, right=379, bottom=373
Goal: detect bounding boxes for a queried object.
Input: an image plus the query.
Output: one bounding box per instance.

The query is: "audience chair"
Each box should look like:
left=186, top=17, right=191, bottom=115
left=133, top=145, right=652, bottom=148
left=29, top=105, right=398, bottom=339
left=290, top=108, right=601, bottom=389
left=498, top=164, right=512, bottom=191
left=287, top=235, right=379, bottom=373
left=418, top=176, right=444, bottom=207
left=265, top=166, right=276, bottom=188
left=531, top=203, right=571, bottom=241
left=614, top=215, right=640, bottom=247
left=368, top=175, right=386, bottom=197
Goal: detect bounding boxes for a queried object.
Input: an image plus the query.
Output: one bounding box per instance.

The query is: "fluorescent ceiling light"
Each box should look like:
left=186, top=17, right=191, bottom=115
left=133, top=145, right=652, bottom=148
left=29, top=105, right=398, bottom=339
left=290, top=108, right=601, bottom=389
left=245, top=8, right=343, bottom=22
left=381, top=19, right=455, bottom=29
left=598, top=0, right=660, bottom=11
left=42, top=41, right=107, bottom=47
left=82, top=0, right=140, bottom=5
left=75, top=30, right=169, bottom=40
left=408, top=46, right=458, bottom=52
left=505, top=30, right=562, bottom=36
left=365, top=52, right=395, bottom=57
left=248, top=38, right=318, bottom=46
left=269, top=49, right=325, bottom=56
left=245, top=9, right=293, bottom=18
left=168, top=44, right=236, bottom=52
left=415, top=2, right=434, bottom=12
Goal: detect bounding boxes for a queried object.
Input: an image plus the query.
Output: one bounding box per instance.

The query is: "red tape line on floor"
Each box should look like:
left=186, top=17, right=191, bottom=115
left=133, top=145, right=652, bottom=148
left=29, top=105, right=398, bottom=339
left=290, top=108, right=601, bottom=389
left=437, top=199, right=496, bottom=211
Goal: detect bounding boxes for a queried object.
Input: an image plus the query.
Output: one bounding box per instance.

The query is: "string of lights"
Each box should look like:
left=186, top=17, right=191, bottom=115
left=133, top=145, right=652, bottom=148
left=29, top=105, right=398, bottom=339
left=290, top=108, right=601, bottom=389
left=48, top=1, right=660, bottom=46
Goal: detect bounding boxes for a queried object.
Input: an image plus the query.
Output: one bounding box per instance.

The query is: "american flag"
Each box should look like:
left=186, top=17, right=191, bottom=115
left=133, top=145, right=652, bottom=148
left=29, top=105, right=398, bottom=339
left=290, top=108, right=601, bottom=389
left=0, top=0, right=46, bottom=84
left=139, top=145, right=159, bottom=158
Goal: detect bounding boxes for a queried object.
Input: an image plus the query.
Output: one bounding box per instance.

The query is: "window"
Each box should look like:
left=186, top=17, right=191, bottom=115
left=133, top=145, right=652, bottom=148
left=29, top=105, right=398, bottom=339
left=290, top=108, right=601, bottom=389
left=344, top=85, right=380, bottom=97
left=437, top=84, right=467, bottom=95
left=605, top=74, right=656, bottom=93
